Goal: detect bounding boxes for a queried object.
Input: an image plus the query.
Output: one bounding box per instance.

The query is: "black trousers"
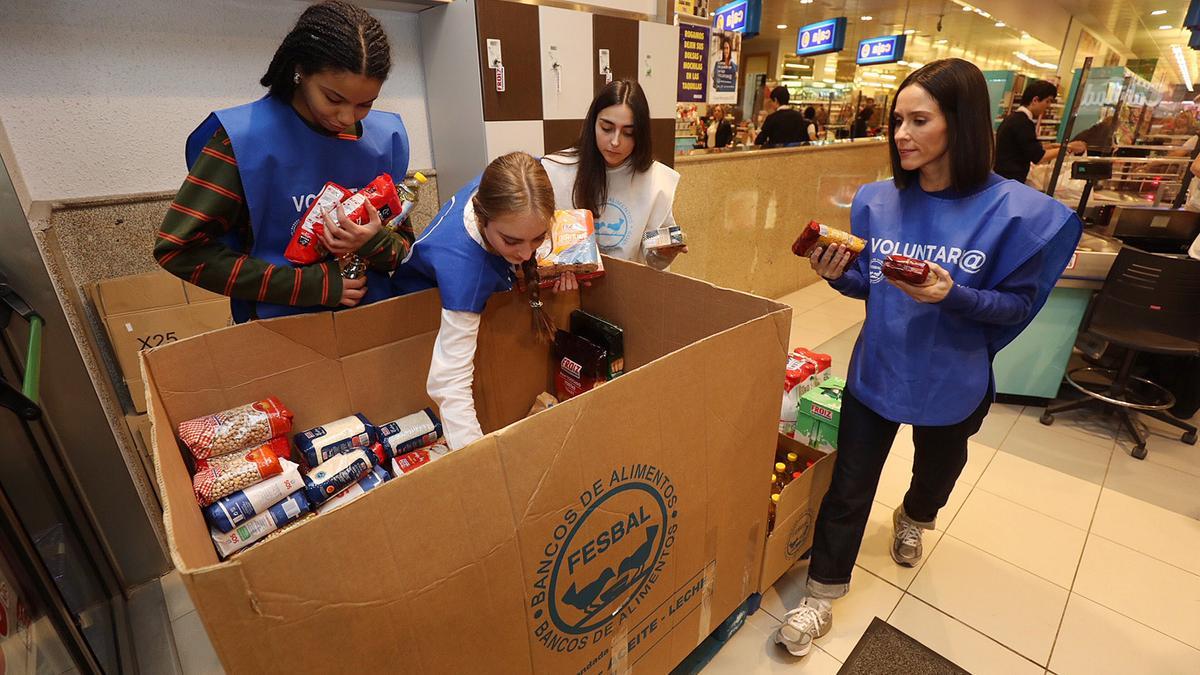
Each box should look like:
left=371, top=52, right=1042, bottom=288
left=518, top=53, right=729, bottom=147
left=807, top=389, right=991, bottom=593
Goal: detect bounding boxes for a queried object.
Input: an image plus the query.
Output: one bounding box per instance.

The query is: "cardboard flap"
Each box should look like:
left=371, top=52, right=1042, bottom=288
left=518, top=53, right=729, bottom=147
left=333, top=289, right=444, bottom=357
left=93, top=270, right=188, bottom=316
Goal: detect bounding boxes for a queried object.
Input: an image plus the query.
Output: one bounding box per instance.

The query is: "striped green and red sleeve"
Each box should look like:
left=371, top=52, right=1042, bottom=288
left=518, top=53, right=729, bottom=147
left=154, top=127, right=342, bottom=309
left=357, top=216, right=415, bottom=272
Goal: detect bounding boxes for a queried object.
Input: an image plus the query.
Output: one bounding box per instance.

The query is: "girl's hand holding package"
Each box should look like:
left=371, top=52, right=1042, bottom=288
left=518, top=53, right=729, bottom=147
left=887, top=261, right=953, bottom=303
left=810, top=244, right=853, bottom=281
left=339, top=275, right=367, bottom=307
left=321, top=200, right=382, bottom=256
left=552, top=271, right=592, bottom=293
left=649, top=244, right=689, bottom=265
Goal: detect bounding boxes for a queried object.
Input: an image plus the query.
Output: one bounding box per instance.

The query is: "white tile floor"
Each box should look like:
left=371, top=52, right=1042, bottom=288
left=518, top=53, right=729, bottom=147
left=159, top=282, right=1200, bottom=674
left=697, top=285, right=1200, bottom=674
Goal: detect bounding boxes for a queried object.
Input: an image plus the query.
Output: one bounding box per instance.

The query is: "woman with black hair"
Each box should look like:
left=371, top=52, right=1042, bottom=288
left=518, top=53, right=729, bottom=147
left=775, top=59, right=1081, bottom=658
left=155, top=0, right=410, bottom=323
left=542, top=80, right=686, bottom=269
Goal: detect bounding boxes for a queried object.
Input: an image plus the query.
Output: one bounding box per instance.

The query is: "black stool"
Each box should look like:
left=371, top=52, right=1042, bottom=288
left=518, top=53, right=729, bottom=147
left=1040, top=247, right=1200, bottom=459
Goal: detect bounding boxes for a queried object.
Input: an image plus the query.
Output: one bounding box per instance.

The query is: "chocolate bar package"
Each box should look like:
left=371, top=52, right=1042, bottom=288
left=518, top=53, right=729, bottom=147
left=570, top=309, right=624, bottom=380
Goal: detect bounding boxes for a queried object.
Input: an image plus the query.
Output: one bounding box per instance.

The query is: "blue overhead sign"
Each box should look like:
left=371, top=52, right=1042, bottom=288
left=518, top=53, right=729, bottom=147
left=713, top=0, right=762, bottom=38
left=796, top=17, right=847, bottom=57
left=856, top=35, right=907, bottom=65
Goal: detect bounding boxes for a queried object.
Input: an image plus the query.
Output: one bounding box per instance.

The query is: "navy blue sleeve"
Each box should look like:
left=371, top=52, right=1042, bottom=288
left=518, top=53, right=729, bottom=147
left=829, top=256, right=869, bottom=299
left=939, top=249, right=1045, bottom=325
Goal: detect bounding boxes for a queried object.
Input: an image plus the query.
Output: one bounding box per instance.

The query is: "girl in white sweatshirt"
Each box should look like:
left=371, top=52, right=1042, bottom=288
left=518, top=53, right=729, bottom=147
left=390, top=152, right=577, bottom=449
left=542, top=80, right=686, bottom=270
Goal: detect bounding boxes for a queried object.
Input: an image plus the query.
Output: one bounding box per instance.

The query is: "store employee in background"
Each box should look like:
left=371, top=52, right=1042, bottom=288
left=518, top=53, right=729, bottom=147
left=994, top=79, right=1085, bottom=184
left=706, top=105, right=735, bottom=149
left=756, top=86, right=809, bottom=147
left=156, top=0, right=411, bottom=323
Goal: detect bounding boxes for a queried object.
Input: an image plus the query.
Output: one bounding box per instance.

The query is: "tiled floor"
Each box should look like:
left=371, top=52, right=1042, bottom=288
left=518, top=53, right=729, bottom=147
left=699, top=284, right=1200, bottom=674
left=157, top=282, right=1200, bottom=674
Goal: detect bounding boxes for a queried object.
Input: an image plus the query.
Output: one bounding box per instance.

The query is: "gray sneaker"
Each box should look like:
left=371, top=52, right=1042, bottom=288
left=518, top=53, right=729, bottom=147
left=775, top=599, right=833, bottom=657
left=891, top=505, right=929, bottom=567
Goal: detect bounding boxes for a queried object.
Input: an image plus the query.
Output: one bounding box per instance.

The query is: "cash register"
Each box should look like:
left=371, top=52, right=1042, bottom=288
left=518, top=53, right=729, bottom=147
left=1098, top=206, right=1200, bottom=255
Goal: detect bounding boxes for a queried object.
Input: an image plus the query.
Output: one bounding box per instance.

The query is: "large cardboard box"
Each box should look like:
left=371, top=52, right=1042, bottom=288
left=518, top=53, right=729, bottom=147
left=145, top=258, right=790, bottom=673
left=90, top=270, right=231, bottom=411
left=124, top=413, right=159, bottom=501
left=759, top=434, right=836, bottom=592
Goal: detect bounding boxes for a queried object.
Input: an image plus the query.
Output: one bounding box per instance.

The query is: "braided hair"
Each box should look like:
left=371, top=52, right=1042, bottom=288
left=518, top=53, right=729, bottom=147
left=260, top=0, right=392, bottom=99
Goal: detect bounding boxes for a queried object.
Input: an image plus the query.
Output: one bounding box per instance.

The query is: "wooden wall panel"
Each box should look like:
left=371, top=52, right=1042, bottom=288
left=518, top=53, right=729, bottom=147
left=592, top=15, right=639, bottom=96
left=476, top=0, right=543, bottom=121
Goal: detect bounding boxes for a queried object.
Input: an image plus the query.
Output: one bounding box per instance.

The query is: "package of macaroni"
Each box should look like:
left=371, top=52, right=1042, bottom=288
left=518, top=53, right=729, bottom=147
left=791, top=220, right=866, bottom=265
left=293, top=413, right=377, bottom=469
left=284, top=182, right=351, bottom=265
left=521, top=209, right=604, bottom=288
left=176, top=396, right=294, bottom=461
left=377, top=408, right=442, bottom=459
left=210, top=491, right=310, bottom=558
left=316, top=465, right=391, bottom=517
left=192, top=437, right=289, bottom=507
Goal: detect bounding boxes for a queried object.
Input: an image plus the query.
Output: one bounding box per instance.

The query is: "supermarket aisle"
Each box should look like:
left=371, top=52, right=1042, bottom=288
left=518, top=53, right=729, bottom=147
left=698, top=285, right=1200, bottom=675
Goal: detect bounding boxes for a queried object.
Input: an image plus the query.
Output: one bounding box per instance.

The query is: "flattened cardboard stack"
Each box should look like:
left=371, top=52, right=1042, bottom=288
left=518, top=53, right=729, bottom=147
left=146, top=258, right=790, bottom=674
left=90, top=270, right=230, bottom=412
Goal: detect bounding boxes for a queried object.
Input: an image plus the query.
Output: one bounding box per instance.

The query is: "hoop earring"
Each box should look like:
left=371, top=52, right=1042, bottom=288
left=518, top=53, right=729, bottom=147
left=293, top=72, right=301, bottom=85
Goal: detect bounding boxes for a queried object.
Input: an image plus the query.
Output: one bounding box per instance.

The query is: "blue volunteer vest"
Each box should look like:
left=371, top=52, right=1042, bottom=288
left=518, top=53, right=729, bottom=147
left=847, top=176, right=1081, bottom=425
left=389, top=177, right=515, bottom=313
left=185, top=95, right=409, bottom=323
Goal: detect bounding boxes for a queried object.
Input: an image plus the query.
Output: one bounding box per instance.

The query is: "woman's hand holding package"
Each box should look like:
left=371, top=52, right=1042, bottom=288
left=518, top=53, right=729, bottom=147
left=321, top=200, right=382, bottom=257
left=809, top=243, right=853, bottom=281
left=648, top=244, right=689, bottom=267
left=888, top=261, right=953, bottom=303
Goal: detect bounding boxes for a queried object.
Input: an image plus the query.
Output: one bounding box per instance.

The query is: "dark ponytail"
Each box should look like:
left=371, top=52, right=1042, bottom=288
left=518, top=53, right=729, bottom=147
left=260, top=0, right=392, bottom=99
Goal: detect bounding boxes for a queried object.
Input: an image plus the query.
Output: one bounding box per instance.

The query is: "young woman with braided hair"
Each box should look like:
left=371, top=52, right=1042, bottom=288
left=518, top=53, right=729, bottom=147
left=156, top=0, right=411, bottom=323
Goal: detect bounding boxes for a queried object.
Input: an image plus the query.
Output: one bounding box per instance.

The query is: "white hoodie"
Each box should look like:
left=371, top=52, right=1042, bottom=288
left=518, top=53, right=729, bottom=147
left=541, top=154, right=681, bottom=267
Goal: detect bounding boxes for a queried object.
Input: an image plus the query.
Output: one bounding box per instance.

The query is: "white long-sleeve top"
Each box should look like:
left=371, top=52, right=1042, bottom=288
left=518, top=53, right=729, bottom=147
left=424, top=201, right=491, bottom=450
left=541, top=154, right=680, bottom=269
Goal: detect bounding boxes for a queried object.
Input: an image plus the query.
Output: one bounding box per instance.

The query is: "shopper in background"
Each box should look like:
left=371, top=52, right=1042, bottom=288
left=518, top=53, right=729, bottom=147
left=156, top=0, right=411, bottom=323
left=777, top=58, right=1081, bottom=658
left=390, top=153, right=573, bottom=450
left=706, top=105, right=735, bottom=149
left=850, top=98, right=875, bottom=138
left=803, top=106, right=819, bottom=141
left=994, top=80, right=1085, bottom=183
left=756, top=86, right=810, bottom=147
left=542, top=79, right=687, bottom=269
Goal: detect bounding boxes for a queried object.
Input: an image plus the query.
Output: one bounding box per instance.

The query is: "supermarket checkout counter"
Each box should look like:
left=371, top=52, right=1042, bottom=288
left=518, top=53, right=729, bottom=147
left=670, top=138, right=890, bottom=298
left=993, top=206, right=1200, bottom=400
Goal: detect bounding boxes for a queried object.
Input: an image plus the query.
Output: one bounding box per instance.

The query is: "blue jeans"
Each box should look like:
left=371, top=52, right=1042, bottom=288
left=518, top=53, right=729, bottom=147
left=807, top=389, right=990, bottom=598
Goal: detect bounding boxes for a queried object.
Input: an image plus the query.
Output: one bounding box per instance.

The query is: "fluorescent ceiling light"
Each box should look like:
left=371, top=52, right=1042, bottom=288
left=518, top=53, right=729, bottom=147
left=861, top=16, right=873, bottom=21
left=1152, top=9, right=1167, bottom=16
left=962, top=5, right=973, bottom=11
left=935, top=39, right=948, bottom=45
left=1021, top=32, right=1030, bottom=39
left=1174, top=44, right=1193, bottom=92
left=777, top=24, right=788, bottom=29
left=1160, top=25, right=1175, bottom=30
left=785, top=63, right=810, bottom=69
left=908, top=62, right=925, bottom=69
left=880, top=74, right=898, bottom=80
left=823, top=79, right=835, bottom=84
left=782, top=75, right=800, bottom=80
left=995, top=21, right=1006, bottom=27
left=897, top=60, right=909, bottom=65
left=904, top=29, right=916, bottom=34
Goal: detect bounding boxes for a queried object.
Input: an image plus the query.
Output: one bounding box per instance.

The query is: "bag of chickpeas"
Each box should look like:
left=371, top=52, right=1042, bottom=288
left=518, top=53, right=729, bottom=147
left=177, top=397, right=294, bottom=461
left=192, top=437, right=291, bottom=506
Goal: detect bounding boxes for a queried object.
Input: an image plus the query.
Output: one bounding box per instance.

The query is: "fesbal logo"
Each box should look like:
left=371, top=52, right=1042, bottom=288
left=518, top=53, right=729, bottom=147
left=530, top=464, right=679, bottom=654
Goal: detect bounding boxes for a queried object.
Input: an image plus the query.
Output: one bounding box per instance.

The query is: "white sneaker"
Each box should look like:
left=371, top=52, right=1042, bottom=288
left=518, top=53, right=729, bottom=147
left=775, top=599, right=833, bottom=657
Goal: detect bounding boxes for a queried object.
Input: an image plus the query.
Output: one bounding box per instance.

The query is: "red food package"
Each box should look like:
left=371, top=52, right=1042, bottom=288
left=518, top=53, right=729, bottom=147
left=553, top=330, right=607, bottom=401
left=792, top=220, right=866, bottom=264
left=339, top=173, right=403, bottom=228
left=284, top=182, right=351, bottom=265
left=882, top=254, right=931, bottom=285
left=192, top=438, right=287, bottom=506
left=177, top=397, right=294, bottom=461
